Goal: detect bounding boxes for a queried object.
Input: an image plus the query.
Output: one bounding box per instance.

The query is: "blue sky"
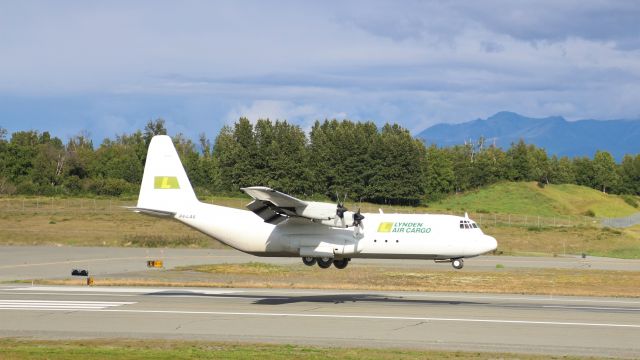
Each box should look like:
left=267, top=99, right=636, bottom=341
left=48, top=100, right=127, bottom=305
left=1, top=0, right=639, bottom=143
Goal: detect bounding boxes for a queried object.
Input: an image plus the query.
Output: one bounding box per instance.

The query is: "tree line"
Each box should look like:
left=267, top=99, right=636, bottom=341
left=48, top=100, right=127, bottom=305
left=1, top=118, right=639, bottom=205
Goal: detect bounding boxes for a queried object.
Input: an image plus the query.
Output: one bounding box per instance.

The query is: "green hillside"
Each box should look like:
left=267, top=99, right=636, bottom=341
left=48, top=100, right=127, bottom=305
left=429, top=182, right=640, bottom=218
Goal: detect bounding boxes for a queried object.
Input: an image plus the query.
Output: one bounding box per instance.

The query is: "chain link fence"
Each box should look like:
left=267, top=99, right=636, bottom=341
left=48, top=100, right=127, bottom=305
left=601, top=212, right=640, bottom=228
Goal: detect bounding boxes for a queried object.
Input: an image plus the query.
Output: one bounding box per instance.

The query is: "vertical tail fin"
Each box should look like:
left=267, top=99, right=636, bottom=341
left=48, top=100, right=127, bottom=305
left=136, top=135, right=198, bottom=213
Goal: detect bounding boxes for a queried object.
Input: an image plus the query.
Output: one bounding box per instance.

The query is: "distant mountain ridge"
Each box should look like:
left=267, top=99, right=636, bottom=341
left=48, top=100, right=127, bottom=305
left=416, top=111, right=640, bottom=160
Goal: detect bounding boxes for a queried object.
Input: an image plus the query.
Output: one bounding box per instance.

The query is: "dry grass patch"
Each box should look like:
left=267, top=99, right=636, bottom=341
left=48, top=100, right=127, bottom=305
left=0, top=338, right=593, bottom=360
left=486, top=224, right=640, bottom=258
left=177, top=262, right=293, bottom=275
left=0, top=208, right=225, bottom=248
left=27, top=263, right=640, bottom=298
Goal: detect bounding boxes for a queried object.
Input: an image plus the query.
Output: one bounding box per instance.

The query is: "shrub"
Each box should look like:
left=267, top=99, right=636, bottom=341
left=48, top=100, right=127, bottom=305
left=63, top=175, right=82, bottom=194
left=622, top=195, right=639, bottom=208
left=583, top=209, right=596, bottom=217
left=0, top=177, right=17, bottom=195
left=16, top=180, right=38, bottom=195
left=86, top=178, right=134, bottom=196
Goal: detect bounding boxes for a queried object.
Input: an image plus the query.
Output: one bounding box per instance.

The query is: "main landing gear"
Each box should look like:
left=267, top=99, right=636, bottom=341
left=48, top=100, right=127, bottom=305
left=301, top=257, right=350, bottom=269
left=302, top=257, right=317, bottom=266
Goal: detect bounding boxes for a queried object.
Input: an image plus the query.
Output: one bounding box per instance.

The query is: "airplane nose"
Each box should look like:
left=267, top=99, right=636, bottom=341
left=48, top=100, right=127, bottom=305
left=484, top=235, right=497, bottom=253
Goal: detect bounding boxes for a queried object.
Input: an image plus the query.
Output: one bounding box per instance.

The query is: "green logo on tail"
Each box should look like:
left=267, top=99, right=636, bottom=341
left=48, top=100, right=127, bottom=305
left=154, top=176, right=180, bottom=189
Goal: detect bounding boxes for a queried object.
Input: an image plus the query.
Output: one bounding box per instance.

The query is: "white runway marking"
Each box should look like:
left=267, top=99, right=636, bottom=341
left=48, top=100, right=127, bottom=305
left=0, top=300, right=135, bottom=310
left=0, top=306, right=638, bottom=329
left=3, top=286, right=239, bottom=295
left=543, top=305, right=640, bottom=312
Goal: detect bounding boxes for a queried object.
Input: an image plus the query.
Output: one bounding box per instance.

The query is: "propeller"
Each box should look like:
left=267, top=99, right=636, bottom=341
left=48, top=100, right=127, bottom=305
left=353, top=207, right=365, bottom=225
left=352, top=207, right=365, bottom=237
left=335, top=192, right=348, bottom=217
left=334, top=192, right=348, bottom=227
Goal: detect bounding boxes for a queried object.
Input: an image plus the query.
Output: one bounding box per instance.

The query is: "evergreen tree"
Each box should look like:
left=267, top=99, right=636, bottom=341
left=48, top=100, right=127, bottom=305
left=211, top=125, right=237, bottom=192
left=266, top=120, right=310, bottom=195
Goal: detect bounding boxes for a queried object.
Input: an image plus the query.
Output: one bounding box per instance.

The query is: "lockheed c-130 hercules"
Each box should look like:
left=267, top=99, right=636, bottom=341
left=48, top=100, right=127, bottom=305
left=132, top=135, right=497, bottom=270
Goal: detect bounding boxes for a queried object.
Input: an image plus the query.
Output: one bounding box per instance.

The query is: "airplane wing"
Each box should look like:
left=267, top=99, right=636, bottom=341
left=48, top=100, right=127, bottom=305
left=241, top=186, right=336, bottom=225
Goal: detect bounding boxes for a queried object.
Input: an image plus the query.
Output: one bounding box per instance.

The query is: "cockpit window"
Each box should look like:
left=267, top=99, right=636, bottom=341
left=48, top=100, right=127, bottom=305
left=459, top=220, right=479, bottom=230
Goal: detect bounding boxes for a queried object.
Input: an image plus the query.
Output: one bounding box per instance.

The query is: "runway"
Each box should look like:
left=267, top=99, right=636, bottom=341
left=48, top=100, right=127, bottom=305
left=2, top=245, right=640, bottom=281
left=0, top=285, right=639, bottom=357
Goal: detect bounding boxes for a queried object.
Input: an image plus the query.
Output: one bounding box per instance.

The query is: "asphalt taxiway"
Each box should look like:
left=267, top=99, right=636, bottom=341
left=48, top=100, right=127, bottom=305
left=2, top=246, right=639, bottom=281
left=0, top=285, right=639, bottom=358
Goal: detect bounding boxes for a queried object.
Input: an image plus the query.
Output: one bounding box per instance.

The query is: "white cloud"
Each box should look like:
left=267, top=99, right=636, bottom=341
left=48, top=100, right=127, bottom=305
left=0, top=0, right=639, bottom=139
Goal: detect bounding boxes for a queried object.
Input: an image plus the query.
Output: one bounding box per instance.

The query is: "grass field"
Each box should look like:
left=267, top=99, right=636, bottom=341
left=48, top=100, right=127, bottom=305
left=0, top=339, right=593, bottom=360
left=1, top=183, right=639, bottom=258
left=28, top=262, right=640, bottom=298
left=429, top=182, right=640, bottom=218
left=485, top=224, right=640, bottom=258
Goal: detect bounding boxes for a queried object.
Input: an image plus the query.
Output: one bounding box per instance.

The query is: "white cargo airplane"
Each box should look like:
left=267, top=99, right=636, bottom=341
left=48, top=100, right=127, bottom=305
left=133, top=135, right=497, bottom=270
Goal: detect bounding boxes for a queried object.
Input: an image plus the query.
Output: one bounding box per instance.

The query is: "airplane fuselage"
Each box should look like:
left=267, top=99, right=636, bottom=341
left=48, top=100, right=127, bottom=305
left=175, top=202, right=497, bottom=260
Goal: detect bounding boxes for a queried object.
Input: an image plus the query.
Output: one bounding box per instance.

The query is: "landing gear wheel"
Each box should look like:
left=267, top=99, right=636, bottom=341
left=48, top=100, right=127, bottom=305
left=317, top=257, right=333, bottom=269
left=302, top=257, right=317, bottom=266
left=333, top=258, right=349, bottom=269
left=452, top=258, right=464, bottom=270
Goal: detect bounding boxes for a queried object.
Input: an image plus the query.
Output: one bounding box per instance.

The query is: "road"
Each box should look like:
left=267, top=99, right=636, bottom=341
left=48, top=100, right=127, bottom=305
left=0, top=285, right=639, bottom=358
left=2, top=246, right=640, bottom=282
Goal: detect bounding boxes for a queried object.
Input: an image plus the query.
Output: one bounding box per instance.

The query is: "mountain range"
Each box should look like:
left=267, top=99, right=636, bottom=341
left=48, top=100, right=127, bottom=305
left=416, top=111, right=640, bottom=160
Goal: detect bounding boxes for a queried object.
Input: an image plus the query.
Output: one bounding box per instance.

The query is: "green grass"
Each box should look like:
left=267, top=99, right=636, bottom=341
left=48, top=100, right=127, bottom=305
left=429, top=182, right=558, bottom=216
left=1, top=184, right=638, bottom=259
left=430, top=182, right=640, bottom=218
left=0, top=339, right=593, bottom=360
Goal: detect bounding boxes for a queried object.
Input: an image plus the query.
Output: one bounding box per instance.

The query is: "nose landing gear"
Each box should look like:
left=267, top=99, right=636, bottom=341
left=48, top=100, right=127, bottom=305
left=451, top=258, right=464, bottom=270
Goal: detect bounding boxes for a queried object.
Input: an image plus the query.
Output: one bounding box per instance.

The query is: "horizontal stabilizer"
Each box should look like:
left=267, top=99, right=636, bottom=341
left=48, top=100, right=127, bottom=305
left=127, top=207, right=176, bottom=218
